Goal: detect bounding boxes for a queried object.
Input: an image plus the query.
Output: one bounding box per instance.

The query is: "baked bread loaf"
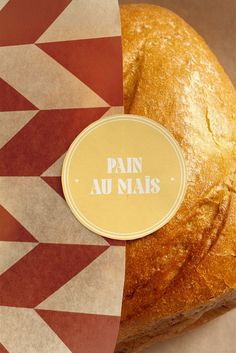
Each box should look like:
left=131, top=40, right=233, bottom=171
left=116, top=4, right=236, bottom=353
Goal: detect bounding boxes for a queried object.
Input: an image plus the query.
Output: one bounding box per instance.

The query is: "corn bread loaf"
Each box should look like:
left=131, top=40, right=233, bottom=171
left=116, top=4, right=236, bottom=353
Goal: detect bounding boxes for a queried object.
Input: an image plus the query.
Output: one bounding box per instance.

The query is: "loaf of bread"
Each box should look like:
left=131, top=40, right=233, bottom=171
left=116, top=4, right=236, bottom=353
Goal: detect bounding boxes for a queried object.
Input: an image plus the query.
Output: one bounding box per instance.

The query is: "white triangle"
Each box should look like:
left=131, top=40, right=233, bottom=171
left=36, top=0, right=121, bottom=43
left=0, top=306, right=71, bottom=353
left=100, top=106, right=124, bottom=118
left=0, top=0, right=10, bottom=11
left=41, top=153, right=65, bottom=176
left=0, top=241, right=37, bottom=275
left=0, top=111, right=38, bottom=148
left=37, top=246, right=125, bottom=316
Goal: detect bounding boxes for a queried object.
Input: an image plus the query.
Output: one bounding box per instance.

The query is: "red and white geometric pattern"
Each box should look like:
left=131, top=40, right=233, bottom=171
left=0, top=1, right=125, bottom=352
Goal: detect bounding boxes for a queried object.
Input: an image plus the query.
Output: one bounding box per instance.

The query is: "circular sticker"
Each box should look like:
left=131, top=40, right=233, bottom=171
left=62, top=114, right=187, bottom=240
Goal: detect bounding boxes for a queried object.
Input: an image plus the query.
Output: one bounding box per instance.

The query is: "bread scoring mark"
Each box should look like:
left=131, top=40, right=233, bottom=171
left=122, top=170, right=236, bottom=321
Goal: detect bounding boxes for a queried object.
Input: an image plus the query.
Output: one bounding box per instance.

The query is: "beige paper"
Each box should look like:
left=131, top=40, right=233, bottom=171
left=144, top=309, right=236, bottom=353
left=0, top=1, right=125, bottom=353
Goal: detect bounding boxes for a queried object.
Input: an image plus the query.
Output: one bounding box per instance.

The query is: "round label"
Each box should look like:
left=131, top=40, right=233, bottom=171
left=62, top=114, right=187, bottom=240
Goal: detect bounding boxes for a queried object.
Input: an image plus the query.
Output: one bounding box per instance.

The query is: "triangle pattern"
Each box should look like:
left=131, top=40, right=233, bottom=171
left=0, top=78, right=37, bottom=111
left=0, top=205, right=37, bottom=242
left=37, top=37, right=123, bottom=106
left=0, top=177, right=109, bottom=246
left=0, top=0, right=71, bottom=46
left=36, top=0, right=121, bottom=43
left=0, top=241, right=37, bottom=275
left=0, top=107, right=109, bottom=176
left=0, top=243, right=108, bottom=308
left=0, top=110, right=37, bottom=149
left=0, top=343, right=9, bottom=353
left=103, top=237, right=126, bottom=246
left=0, top=1, right=10, bottom=11
left=36, top=247, right=125, bottom=316
left=0, top=306, right=71, bottom=353
left=41, top=176, right=64, bottom=199
left=36, top=310, right=120, bottom=353
left=41, top=153, right=65, bottom=176
left=100, top=106, right=124, bottom=118
left=0, top=45, right=108, bottom=111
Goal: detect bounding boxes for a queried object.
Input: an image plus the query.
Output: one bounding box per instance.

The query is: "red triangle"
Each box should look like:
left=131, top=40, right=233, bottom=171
left=0, top=244, right=108, bottom=308
left=0, top=0, right=71, bottom=46
left=0, top=78, right=37, bottom=111
left=0, top=107, right=109, bottom=176
left=0, top=205, right=37, bottom=242
left=37, top=37, right=123, bottom=106
left=0, top=343, right=9, bottom=353
left=36, top=310, right=120, bottom=353
left=41, top=177, right=64, bottom=199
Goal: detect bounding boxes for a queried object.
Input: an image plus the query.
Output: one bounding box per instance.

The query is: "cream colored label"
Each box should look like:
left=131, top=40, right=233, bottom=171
left=62, top=115, right=187, bottom=240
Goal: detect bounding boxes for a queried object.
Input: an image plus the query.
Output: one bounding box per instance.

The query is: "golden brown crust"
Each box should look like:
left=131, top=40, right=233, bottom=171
left=116, top=4, right=236, bottom=352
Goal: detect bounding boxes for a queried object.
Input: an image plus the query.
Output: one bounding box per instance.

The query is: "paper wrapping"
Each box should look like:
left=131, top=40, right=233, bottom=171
left=0, top=1, right=125, bottom=353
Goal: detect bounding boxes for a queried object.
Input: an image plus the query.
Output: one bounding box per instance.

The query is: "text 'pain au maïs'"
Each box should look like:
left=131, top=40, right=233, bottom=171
left=90, top=157, right=160, bottom=195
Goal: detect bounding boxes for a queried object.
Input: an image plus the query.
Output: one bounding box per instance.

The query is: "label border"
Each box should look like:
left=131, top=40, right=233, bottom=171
left=62, top=114, right=187, bottom=240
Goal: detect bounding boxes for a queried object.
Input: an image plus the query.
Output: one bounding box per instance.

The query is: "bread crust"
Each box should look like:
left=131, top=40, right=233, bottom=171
left=116, top=4, right=236, bottom=352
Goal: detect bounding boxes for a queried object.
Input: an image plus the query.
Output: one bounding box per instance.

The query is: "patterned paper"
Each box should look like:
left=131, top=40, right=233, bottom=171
left=0, top=1, right=125, bottom=352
